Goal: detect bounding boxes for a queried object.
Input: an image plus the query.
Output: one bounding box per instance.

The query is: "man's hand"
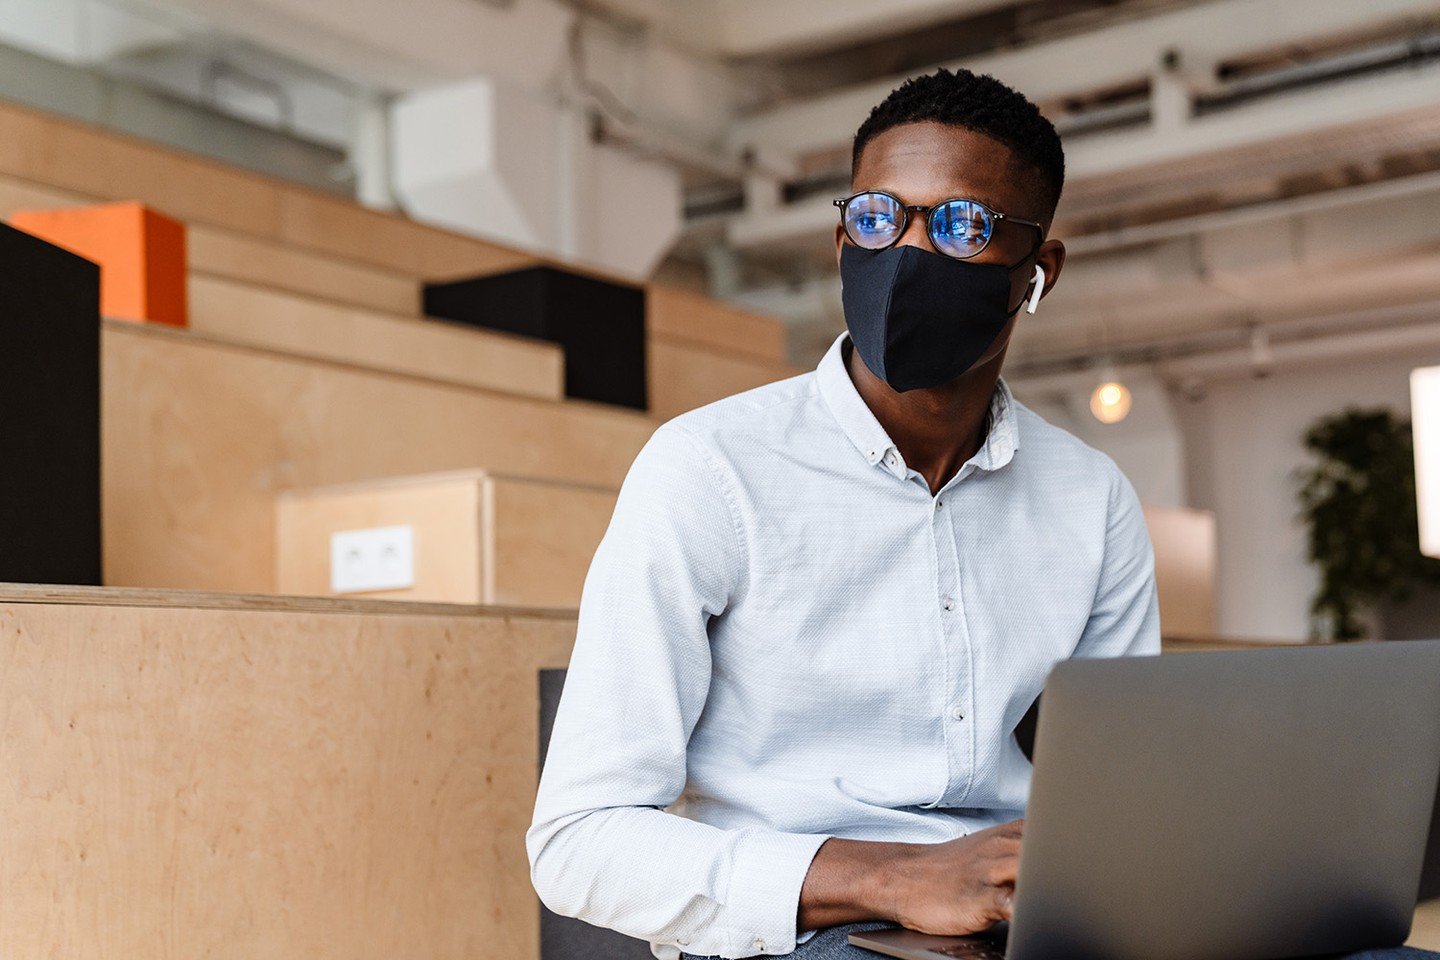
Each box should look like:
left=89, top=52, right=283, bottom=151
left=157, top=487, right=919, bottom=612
left=797, top=819, right=1024, bottom=936
left=884, top=819, right=1023, bottom=935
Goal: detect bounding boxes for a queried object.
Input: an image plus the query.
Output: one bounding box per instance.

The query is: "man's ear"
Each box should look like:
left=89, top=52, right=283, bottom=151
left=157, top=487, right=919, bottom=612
left=834, top=222, right=846, bottom=270
left=1034, top=238, right=1066, bottom=303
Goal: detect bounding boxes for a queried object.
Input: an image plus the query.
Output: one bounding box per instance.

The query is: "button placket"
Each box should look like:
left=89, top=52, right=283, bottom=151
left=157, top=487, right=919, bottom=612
left=933, top=485, right=970, bottom=803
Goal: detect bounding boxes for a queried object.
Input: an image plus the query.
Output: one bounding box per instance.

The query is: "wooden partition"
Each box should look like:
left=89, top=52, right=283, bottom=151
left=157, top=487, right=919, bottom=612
left=1417, top=902, right=1440, bottom=950
left=0, top=584, right=572, bottom=960
left=0, top=172, right=424, bottom=316
left=648, top=338, right=802, bottom=422
left=1142, top=505, right=1218, bottom=640
left=647, top=284, right=790, bottom=365
left=187, top=276, right=564, bottom=399
left=187, top=226, right=421, bottom=316
left=102, top=323, right=655, bottom=594
left=275, top=470, right=617, bottom=607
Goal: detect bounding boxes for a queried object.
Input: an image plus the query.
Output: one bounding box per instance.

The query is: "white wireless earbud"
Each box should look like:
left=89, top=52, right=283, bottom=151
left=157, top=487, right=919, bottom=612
left=1025, top=264, right=1046, bottom=315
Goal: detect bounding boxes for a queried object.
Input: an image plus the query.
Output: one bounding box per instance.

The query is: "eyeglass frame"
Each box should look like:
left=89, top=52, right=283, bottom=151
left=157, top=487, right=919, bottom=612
left=832, top=190, right=1046, bottom=267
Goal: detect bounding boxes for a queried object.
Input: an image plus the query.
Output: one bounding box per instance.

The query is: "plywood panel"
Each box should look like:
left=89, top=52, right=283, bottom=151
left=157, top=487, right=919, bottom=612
left=277, top=476, right=485, bottom=603
left=647, top=337, right=802, bottom=421
left=0, top=173, right=87, bottom=216
left=485, top=475, right=616, bottom=608
left=0, top=590, right=575, bottom=960
left=1413, top=899, right=1440, bottom=950
left=0, top=101, right=537, bottom=281
left=102, top=323, right=656, bottom=594
left=1, top=174, right=418, bottom=317
left=1, top=172, right=426, bottom=318
left=0, top=99, right=281, bottom=238
left=276, top=189, right=538, bottom=279
left=188, top=276, right=564, bottom=400
left=188, top=226, right=421, bottom=315
left=647, top=284, right=789, bottom=364
left=1143, top=505, right=1218, bottom=641
left=274, top=471, right=617, bottom=608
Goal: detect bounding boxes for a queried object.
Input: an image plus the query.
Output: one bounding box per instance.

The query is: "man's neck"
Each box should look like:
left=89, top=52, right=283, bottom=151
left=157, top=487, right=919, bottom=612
left=843, top=337, right=1000, bottom=496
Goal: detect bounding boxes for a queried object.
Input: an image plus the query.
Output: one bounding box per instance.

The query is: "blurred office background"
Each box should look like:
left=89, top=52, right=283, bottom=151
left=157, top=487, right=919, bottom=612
left=0, top=0, right=1438, bottom=957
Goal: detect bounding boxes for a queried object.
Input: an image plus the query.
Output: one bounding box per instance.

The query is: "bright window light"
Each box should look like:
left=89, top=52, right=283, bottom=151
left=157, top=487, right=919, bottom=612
left=1412, top=365, right=1440, bottom=559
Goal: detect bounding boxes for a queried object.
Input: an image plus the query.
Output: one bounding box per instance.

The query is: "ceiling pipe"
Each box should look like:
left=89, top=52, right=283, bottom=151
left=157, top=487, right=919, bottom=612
left=1007, top=297, right=1440, bottom=389
left=1062, top=166, right=1440, bottom=257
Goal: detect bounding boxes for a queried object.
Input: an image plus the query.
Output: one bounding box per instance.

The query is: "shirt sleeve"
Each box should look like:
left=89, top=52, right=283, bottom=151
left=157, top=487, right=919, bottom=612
left=525, top=422, right=831, bottom=959
left=1072, top=461, right=1163, bottom=659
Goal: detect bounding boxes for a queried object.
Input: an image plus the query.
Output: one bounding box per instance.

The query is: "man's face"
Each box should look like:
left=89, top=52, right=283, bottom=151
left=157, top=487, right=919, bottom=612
left=834, top=120, right=1066, bottom=375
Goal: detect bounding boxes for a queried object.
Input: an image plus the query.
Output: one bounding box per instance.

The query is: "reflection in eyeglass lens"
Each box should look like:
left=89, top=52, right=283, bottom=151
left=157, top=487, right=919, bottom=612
left=845, top=193, right=904, bottom=248
left=930, top=200, right=994, bottom=259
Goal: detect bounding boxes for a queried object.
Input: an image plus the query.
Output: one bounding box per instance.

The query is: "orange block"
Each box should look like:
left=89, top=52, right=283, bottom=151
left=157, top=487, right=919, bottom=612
left=10, top=202, right=187, bottom=327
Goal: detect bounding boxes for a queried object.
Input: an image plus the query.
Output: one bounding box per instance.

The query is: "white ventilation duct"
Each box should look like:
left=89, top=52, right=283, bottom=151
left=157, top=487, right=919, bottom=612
left=393, top=78, right=563, bottom=254
left=391, top=76, right=681, bottom=279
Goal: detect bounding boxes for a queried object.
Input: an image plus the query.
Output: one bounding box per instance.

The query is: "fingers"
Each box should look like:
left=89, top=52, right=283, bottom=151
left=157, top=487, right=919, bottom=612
left=988, top=883, right=1015, bottom=921
left=985, top=854, right=1019, bottom=887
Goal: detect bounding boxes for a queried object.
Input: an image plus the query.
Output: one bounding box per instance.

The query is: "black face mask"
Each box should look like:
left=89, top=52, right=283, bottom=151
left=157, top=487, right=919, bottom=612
left=839, top=242, right=1031, bottom=393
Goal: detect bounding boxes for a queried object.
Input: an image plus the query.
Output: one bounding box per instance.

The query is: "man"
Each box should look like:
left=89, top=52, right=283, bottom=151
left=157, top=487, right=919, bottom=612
left=526, top=68, right=1438, bottom=960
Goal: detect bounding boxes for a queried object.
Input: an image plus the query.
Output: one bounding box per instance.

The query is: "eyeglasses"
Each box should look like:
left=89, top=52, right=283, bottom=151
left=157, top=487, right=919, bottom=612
left=833, top=191, right=1044, bottom=263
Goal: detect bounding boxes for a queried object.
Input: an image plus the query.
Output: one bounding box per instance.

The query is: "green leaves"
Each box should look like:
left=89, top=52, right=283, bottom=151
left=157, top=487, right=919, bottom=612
left=1295, top=407, right=1440, bottom=641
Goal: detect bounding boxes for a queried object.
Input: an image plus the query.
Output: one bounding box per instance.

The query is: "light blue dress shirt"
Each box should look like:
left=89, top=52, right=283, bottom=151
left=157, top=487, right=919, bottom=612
left=526, top=331, right=1161, bottom=959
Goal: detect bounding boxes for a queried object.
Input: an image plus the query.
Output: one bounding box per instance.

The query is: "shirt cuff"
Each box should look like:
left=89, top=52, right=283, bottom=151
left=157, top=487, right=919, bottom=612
left=724, top=830, right=831, bottom=957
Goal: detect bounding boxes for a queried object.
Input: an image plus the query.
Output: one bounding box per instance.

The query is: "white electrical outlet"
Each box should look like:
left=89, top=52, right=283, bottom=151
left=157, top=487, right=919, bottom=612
left=330, top=524, right=416, bottom=594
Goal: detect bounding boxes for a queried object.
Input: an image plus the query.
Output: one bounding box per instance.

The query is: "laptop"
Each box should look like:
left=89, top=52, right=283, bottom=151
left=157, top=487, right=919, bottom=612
left=850, top=641, right=1440, bottom=960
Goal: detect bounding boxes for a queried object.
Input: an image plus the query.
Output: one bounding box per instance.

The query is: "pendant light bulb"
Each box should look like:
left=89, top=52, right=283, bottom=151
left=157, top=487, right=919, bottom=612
left=1090, top=365, right=1132, bottom=424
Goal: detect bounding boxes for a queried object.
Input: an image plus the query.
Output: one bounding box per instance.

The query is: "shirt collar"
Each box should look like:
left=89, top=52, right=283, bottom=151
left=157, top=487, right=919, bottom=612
left=814, top=331, right=1020, bottom=480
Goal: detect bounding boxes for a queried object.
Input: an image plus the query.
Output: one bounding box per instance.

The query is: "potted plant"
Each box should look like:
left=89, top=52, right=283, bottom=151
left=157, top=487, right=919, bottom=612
left=1294, top=407, right=1440, bottom=641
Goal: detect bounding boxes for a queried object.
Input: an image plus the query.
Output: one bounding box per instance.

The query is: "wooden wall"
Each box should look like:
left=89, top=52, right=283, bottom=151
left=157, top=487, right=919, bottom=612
left=275, top=471, right=617, bottom=608
left=1142, top=505, right=1217, bottom=640
left=101, top=323, right=653, bottom=594
left=186, top=275, right=565, bottom=400
left=0, top=585, right=574, bottom=960
left=0, top=100, right=801, bottom=602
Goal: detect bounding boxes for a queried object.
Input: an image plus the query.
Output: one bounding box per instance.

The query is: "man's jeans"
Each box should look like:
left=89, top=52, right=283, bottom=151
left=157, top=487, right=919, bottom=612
left=678, top=920, right=1440, bottom=959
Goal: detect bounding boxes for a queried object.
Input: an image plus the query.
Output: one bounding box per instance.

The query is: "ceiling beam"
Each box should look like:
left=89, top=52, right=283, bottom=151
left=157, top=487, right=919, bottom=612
left=710, top=0, right=1026, bottom=59
left=141, top=0, right=575, bottom=91
left=729, top=0, right=1440, bottom=159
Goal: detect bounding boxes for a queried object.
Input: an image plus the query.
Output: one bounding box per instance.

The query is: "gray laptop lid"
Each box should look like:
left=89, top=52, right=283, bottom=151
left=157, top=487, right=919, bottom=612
left=1008, top=641, right=1440, bottom=960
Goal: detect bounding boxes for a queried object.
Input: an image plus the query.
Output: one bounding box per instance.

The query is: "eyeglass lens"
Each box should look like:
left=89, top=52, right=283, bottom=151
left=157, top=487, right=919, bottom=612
left=842, top=192, right=996, bottom=259
left=842, top=192, right=905, bottom=248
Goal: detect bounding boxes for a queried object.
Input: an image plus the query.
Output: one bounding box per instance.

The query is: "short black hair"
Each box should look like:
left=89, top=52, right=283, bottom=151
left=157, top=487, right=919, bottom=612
left=852, top=66, right=1065, bottom=220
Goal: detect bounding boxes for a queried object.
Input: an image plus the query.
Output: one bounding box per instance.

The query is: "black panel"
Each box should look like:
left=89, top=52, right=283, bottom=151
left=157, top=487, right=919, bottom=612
left=538, top=668, right=656, bottom=960
left=0, top=223, right=102, bottom=585
left=424, top=268, right=647, bottom=411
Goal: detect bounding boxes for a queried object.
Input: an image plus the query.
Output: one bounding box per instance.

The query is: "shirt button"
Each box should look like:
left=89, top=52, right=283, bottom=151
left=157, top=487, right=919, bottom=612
left=935, top=499, right=943, bottom=510
left=942, top=597, right=955, bottom=611
left=884, top=451, right=898, bottom=466
left=950, top=705, right=965, bottom=720
left=753, top=936, right=766, bottom=950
